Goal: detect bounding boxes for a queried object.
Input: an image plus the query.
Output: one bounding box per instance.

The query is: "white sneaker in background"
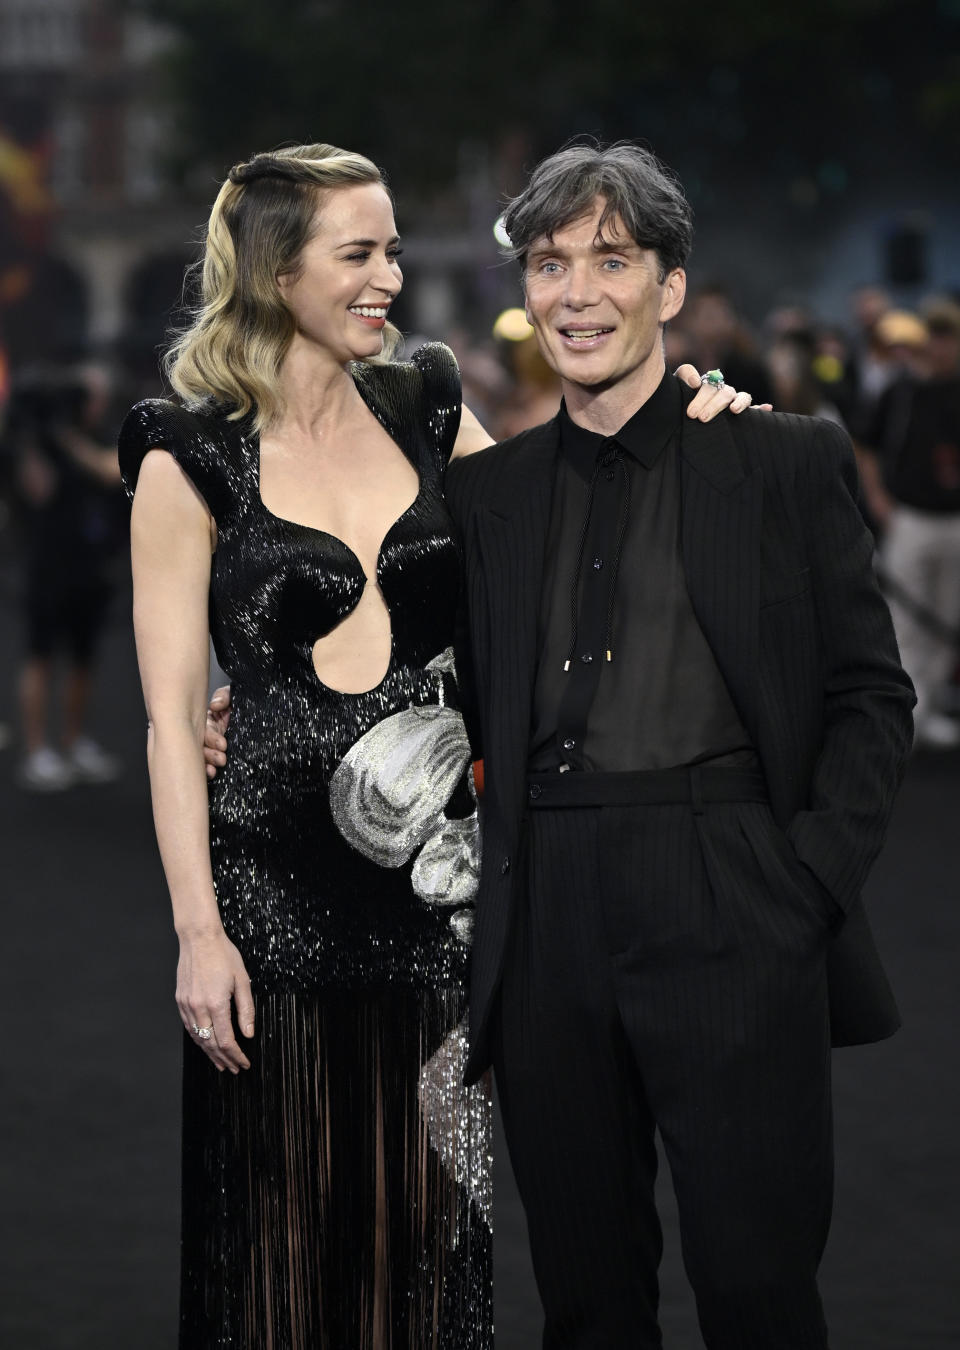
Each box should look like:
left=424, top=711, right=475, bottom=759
left=18, top=746, right=75, bottom=792
left=915, top=711, right=960, bottom=750
left=68, top=736, right=122, bottom=784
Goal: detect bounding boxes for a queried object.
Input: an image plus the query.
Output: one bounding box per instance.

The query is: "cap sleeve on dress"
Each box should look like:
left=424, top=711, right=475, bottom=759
left=412, top=342, right=463, bottom=472
left=118, top=399, right=232, bottom=522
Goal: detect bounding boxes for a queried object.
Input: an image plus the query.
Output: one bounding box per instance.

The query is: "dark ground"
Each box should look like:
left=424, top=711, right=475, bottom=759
left=1, top=594, right=958, bottom=1349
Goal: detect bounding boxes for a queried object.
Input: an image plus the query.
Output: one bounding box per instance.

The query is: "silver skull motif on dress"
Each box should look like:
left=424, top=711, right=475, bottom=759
left=328, top=649, right=479, bottom=942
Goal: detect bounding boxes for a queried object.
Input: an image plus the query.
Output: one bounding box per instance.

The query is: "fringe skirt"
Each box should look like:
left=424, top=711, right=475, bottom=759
left=179, top=986, right=494, bottom=1349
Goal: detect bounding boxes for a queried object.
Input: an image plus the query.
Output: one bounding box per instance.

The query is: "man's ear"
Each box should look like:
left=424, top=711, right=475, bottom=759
left=660, top=268, right=686, bottom=325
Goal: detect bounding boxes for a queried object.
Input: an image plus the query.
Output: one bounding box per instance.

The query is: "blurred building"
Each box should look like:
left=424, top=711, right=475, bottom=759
left=0, top=1, right=519, bottom=375
left=0, top=0, right=197, bottom=373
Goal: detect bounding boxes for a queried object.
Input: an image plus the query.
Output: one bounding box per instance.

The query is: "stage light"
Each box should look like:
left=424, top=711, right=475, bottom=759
left=492, top=214, right=511, bottom=249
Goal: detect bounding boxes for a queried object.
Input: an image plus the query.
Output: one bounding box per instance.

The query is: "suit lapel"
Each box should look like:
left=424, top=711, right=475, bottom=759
left=475, top=419, right=559, bottom=814
left=680, top=409, right=763, bottom=744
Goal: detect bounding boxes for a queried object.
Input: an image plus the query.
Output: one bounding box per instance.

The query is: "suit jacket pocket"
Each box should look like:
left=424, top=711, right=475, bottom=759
left=740, top=804, right=839, bottom=932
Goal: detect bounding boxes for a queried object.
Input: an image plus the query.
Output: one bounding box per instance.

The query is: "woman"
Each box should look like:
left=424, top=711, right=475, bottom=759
left=122, top=142, right=751, bottom=1348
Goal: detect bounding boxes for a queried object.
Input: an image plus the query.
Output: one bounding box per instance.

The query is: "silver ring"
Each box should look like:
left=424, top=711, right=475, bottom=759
left=192, top=1024, right=213, bottom=1041
left=701, top=368, right=725, bottom=389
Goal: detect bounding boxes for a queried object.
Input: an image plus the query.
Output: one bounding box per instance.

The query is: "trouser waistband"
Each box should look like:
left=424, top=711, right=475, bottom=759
left=525, top=765, right=768, bottom=811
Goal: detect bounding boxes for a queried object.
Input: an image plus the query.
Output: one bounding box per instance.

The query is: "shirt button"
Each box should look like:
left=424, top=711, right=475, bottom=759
left=581, top=652, right=593, bottom=664
left=500, top=856, right=511, bottom=874
left=605, top=470, right=615, bottom=481
left=593, top=557, right=603, bottom=570
left=562, top=738, right=576, bottom=751
left=528, top=783, right=542, bottom=800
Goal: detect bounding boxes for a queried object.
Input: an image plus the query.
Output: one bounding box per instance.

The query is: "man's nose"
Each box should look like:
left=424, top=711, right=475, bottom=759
left=562, top=261, right=600, bottom=309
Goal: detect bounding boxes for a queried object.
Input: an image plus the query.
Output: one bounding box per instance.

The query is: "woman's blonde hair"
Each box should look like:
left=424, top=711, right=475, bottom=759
left=165, top=143, right=401, bottom=431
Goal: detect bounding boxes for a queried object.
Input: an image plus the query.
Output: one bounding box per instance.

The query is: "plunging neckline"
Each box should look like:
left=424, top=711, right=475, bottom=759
left=253, top=392, right=423, bottom=585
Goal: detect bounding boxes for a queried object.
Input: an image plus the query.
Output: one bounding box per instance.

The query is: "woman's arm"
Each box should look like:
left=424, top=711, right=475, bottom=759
left=130, top=450, right=253, bottom=1073
left=450, top=404, right=496, bottom=460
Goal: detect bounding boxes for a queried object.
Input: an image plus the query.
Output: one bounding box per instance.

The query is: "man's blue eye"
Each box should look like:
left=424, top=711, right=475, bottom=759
left=603, top=258, right=625, bottom=270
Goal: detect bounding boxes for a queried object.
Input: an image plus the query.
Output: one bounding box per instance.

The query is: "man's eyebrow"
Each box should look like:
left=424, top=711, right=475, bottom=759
left=590, top=237, right=640, bottom=253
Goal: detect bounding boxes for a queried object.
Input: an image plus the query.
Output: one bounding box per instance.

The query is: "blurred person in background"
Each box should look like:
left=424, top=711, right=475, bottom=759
left=846, top=284, right=904, bottom=440
left=766, top=332, right=844, bottom=424
left=492, top=321, right=562, bottom=439
left=848, top=284, right=894, bottom=412
left=684, top=281, right=774, bottom=406
left=812, top=324, right=859, bottom=425
left=853, top=308, right=929, bottom=522
left=858, top=300, right=960, bottom=748
left=444, top=324, right=513, bottom=432
left=6, top=364, right=124, bottom=790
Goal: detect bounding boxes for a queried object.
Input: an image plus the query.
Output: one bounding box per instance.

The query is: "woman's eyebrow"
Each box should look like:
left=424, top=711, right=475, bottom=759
left=336, top=235, right=401, bottom=249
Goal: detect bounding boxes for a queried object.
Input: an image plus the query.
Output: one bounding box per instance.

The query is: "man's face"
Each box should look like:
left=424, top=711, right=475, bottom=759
left=522, top=197, right=685, bottom=398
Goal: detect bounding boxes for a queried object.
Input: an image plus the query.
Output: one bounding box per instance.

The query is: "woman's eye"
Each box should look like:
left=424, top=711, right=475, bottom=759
left=387, top=248, right=404, bottom=260
left=345, top=251, right=371, bottom=263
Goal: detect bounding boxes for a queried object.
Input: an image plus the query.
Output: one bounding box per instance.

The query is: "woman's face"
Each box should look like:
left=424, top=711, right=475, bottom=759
left=278, top=183, right=402, bottom=364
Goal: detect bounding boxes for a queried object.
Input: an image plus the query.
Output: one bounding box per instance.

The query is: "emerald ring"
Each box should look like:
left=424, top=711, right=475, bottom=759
left=701, top=369, right=725, bottom=389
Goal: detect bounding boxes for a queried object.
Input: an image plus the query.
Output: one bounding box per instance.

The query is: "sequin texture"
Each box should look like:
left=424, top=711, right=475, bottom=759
left=120, top=343, right=492, bottom=1349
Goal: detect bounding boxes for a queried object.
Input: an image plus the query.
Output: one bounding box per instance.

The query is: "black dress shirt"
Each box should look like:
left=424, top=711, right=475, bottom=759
left=528, top=371, right=757, bottom=772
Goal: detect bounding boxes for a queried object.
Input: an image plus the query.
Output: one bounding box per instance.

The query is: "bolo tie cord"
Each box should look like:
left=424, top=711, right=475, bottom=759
left=563, top=448, right=630, bottom=670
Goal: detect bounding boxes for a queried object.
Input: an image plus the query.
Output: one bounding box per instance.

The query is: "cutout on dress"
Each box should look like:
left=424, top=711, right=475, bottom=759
left=311, top=584, right=393, bottom=695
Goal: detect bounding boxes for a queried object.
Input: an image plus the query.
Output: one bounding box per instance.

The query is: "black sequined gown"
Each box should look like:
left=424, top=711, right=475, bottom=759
left=119, top=344, right=493, bottom=1350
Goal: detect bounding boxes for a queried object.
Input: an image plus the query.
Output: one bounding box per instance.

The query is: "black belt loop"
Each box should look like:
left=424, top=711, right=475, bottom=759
left=689, top=765, right=705, bottom=816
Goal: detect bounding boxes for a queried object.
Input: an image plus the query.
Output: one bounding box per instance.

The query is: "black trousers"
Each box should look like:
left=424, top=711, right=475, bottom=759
left=493, top=771, right=834, bottom=1349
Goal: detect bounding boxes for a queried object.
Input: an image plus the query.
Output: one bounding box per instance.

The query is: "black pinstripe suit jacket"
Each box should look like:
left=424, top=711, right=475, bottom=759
left=445, top=380, right=916, bottom=1083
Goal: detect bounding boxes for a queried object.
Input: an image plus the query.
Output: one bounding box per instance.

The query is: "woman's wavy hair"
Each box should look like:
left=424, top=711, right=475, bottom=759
left=165, top=143, right=401, bottom=431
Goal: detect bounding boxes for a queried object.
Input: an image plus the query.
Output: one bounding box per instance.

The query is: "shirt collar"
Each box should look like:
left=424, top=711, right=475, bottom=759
left=558, top=369, right=681, bottom=481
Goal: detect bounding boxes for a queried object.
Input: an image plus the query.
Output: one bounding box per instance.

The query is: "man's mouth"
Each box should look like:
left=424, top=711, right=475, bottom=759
left=558, top=327, right=614, bottom=344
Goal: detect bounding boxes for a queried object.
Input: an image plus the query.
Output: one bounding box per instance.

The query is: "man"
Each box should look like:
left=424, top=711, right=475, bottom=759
left=443, top=143, right=913, bottom=1348
left=857, top=299, right=960, bottom=748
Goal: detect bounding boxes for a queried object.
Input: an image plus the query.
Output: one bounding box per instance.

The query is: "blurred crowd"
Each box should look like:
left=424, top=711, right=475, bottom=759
left=1, top=279, right=959, bottom=790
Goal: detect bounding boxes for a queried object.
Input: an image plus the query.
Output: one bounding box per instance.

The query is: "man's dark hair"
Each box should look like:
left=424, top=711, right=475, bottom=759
left=502, top=140, right=694, bottom=282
